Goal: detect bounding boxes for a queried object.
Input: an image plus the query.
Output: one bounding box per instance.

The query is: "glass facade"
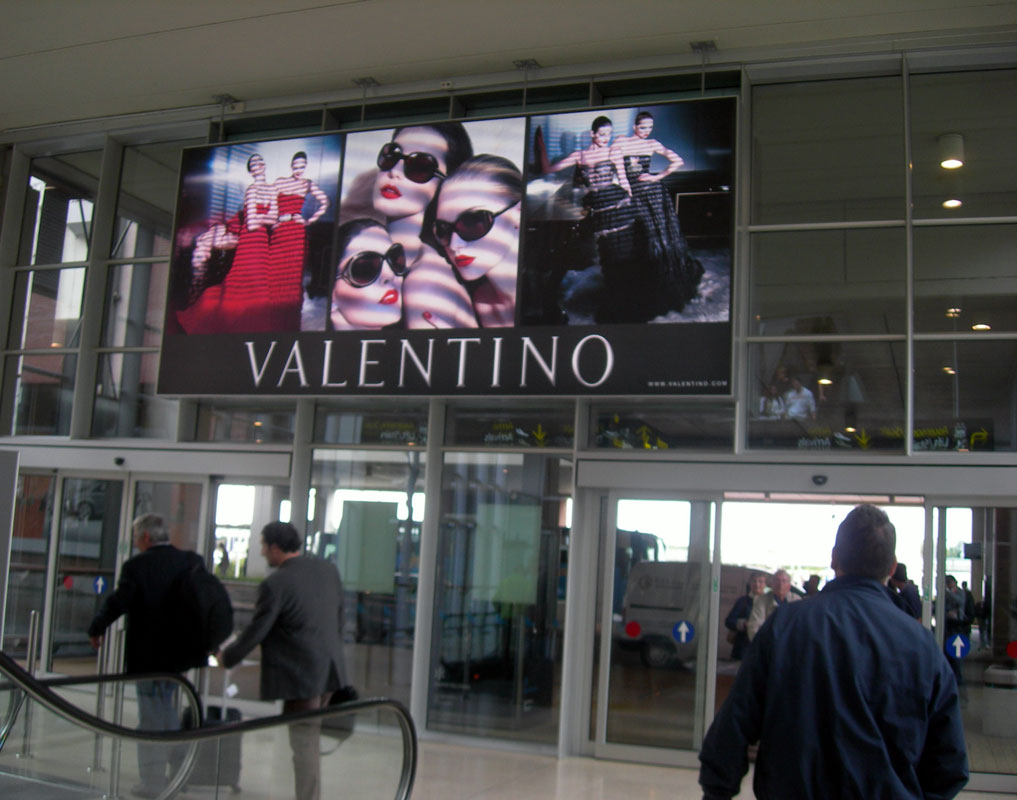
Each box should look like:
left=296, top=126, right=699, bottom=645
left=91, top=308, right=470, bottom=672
left=0, top=47, right=1015, bottom=782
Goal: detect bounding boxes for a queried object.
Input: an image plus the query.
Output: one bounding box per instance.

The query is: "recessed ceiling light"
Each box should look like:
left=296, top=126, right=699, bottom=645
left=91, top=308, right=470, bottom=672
left=938, top=133, right=964, bottom=169
left=942, top=366, right=956, bottom=375
left=942, top=198, right=963, bottom=209
left=971, top=323, right=991, bottom=331
left=845, top=426, right=857, bottom=433
left=817, top=377, right=833, bottom=386
left=945, top=307, right=962, bottom=318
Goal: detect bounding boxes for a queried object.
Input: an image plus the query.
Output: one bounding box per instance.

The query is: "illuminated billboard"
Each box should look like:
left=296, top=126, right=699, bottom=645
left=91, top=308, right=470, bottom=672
left=158, top=97, right=735, bottom=396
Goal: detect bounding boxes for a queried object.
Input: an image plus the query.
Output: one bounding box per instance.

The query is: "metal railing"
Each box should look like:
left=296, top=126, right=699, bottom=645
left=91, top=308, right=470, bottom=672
left=0, top=650, right=417, bottom=800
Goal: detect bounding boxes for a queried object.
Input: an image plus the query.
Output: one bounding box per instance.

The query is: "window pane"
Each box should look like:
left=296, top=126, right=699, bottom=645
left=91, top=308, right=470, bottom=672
left=428, top=452, right=571, bottom=745
left=194, top=404, right=295, bottom=443
left=915, top=224, right=1017, bottom=333
left=112, top=139, right=203, bottom=259
left=747, top=341, right=906, bottom=452
left=911, top=69, right=1017, bottom=220
left=313, top=404, right=428, bottom=445
left=752, top=77, right=904, bottom=224
left=914, top=340, right=1017, bottom=452
left=750, top=229, right=906, bottom=335
left=589, top=403, right=734, bottom=450
left=309, top=449, right=427, bottom=710
left=19, top=152, right=102, bottom=265
left=93, top=352, right=177, bottom=439
left=446, top=404, right=574, bottom=448
left=3, top=474, right=55, bottom=658
left=7, top=268, right=86, bottom=349
left=102, top=262, right=168, bottom=347
left=7, top=353, right=76, bottom=435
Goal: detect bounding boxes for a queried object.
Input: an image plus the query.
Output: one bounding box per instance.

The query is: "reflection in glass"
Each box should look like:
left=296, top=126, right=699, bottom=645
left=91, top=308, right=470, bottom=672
left=751, top=77, right=904, bottom=224
left=8, top=267, right=86, bottom=349
left=19, top=153, right=102, bottom=265
left=915, top=224, right=1017, bottom=333
left=605, top=499, right=709, bottom=749
left=7, top=352, right=77, bottom=435
left=194, top=405, right=295, bottom=443
left=309, top=450, right=426, bottom=710
left=92, top=352, right=177, bottom=439
left=133, top=480, right=203, bottom=553
left=313, top=404, right=428, bottom=445
left=112, top=140, right=201, bottom=259
left=914, top=340, right=1017, bottom=452
left=446, top=403, right=574, bottom=448
left=2, top=474, right=55, bottom=659
left=102, top=262, right=169, bottom=347
left=911, top=70, right=1017, bottom=220
left=747, top=341, right=906, bottom=452
left=952, top=506, right=1017, bottom=776
left=49, top=478, right=123, bottom=673
left=428, top=452, right=570, bottom=744
left=590, top=403, right=733, bottom=450
left=750, top=229, right=906, bottom=336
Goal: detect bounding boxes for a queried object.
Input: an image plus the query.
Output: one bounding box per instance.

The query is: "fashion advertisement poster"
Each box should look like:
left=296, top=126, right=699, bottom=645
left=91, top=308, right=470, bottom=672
left=158, top=97, right=735, bottom=396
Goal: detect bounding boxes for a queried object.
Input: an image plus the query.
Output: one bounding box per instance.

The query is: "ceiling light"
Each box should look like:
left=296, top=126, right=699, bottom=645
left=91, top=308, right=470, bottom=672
left=938, top=133, right=964, bottom=169
left=971, top=323, right=991, bottom=331
left=942, top=198, right=962, bottom=209
left=844, top=426, right=857, bottom=433
left=817, top=377, right=833, bottom=386
left=945, top=307, right=962, bottom=318
left=942, top=366, right=956, bottom=375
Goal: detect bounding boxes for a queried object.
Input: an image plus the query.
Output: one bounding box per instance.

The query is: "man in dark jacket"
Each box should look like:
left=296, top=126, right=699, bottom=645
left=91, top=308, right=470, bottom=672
left=219, top=521, right=346, bottom=800
left=88, top=512, right=209, bottom=798
left=699, top=504, right=968, bottom=800
left=888, top=561, right=922, bottom=620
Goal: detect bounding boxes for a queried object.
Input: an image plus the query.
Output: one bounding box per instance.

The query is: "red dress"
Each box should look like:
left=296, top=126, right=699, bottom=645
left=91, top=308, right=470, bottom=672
left=176, top=205, right=274, bottom=334
left=269, top=192, right=307, bottom=330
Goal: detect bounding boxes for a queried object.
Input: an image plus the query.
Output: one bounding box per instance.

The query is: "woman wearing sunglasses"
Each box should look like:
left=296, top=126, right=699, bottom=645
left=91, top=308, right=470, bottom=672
left=330, top=219, right=408, bottom=331
left=372, top=123, right=472, bottom=266
left=427, top=155, right=523, bottom=328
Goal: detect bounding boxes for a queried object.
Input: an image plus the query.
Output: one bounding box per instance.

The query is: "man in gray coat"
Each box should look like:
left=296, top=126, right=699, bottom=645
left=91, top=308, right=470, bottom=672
left=218, top=521, right=346, bottom=800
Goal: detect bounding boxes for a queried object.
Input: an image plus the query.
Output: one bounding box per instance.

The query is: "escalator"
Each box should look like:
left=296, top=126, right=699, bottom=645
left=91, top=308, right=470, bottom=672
left=0, top=651, right=416, bottom=799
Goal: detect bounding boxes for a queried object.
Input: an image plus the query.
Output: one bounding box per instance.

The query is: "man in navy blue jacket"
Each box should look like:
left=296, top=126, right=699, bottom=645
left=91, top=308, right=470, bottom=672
left=699, top=504, right=968, bottom=800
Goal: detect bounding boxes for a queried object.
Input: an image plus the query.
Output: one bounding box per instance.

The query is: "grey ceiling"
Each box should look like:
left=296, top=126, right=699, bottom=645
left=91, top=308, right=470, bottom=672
left=2, top=0, right=1015, bottom=132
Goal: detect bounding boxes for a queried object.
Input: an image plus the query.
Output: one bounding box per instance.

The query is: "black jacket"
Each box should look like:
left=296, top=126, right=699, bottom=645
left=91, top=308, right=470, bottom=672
left=88, top=544, right=203, bottom=673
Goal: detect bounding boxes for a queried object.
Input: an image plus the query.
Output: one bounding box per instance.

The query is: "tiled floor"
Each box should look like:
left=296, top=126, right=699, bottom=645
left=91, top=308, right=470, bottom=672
left=411, top=739, right=1006, bottom=800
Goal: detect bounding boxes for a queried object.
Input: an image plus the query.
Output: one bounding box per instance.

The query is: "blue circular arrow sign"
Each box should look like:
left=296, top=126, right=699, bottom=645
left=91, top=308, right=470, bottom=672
left=946, top=634, right=970, bottom=659
left=672, top=620, right=695, bottom=643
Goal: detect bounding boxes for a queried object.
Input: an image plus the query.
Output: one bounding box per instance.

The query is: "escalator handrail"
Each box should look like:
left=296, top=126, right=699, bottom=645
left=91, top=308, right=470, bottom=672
left=0, top=650, right=417, bottom=800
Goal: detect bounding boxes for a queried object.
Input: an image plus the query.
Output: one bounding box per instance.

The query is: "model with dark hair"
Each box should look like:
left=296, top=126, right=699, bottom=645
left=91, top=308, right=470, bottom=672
left=271, top=151, right=329, bottom=329
left=611, top=111, right=704, bottom=320
left=176, top=152, right=278, bottom=333
left=330, top=219, right=407, bottom=330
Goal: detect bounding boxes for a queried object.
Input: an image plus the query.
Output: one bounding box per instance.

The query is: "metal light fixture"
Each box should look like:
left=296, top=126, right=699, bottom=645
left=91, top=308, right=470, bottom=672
left=938, top=133, right=964, bottom=169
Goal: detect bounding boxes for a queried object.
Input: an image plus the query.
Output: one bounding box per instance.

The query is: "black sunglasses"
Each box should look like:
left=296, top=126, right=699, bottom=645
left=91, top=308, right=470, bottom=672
left=376, top=142, right=446, bottom=184
left=432, top=201, right=519, bottom=248
left=337, top=243, right=407, bottom=288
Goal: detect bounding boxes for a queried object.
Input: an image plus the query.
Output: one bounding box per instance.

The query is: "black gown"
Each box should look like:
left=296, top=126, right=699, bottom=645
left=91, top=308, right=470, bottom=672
left=623, top=153, right=704, bottom=318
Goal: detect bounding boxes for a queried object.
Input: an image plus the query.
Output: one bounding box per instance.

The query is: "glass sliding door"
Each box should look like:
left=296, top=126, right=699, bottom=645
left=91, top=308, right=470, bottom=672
left=427, top=452, right=571, bottom=745
left=48, top=477, right=124, bottom=674
left=594, top=494, right=714, bottom=757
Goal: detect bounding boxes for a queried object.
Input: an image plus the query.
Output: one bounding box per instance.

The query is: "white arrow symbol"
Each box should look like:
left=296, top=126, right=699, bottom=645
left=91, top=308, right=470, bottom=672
left=677, top=622, right=690, bottom=643
left=951, top=637, right=964, bottom=658
left=96, top=577, right=105, bottom=593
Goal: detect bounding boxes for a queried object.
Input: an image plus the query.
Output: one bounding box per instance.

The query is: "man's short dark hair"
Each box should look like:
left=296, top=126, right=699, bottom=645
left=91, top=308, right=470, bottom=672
left=261, top=521, right=302, bottom=553
left=833, top=504, right=896, bottom=580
